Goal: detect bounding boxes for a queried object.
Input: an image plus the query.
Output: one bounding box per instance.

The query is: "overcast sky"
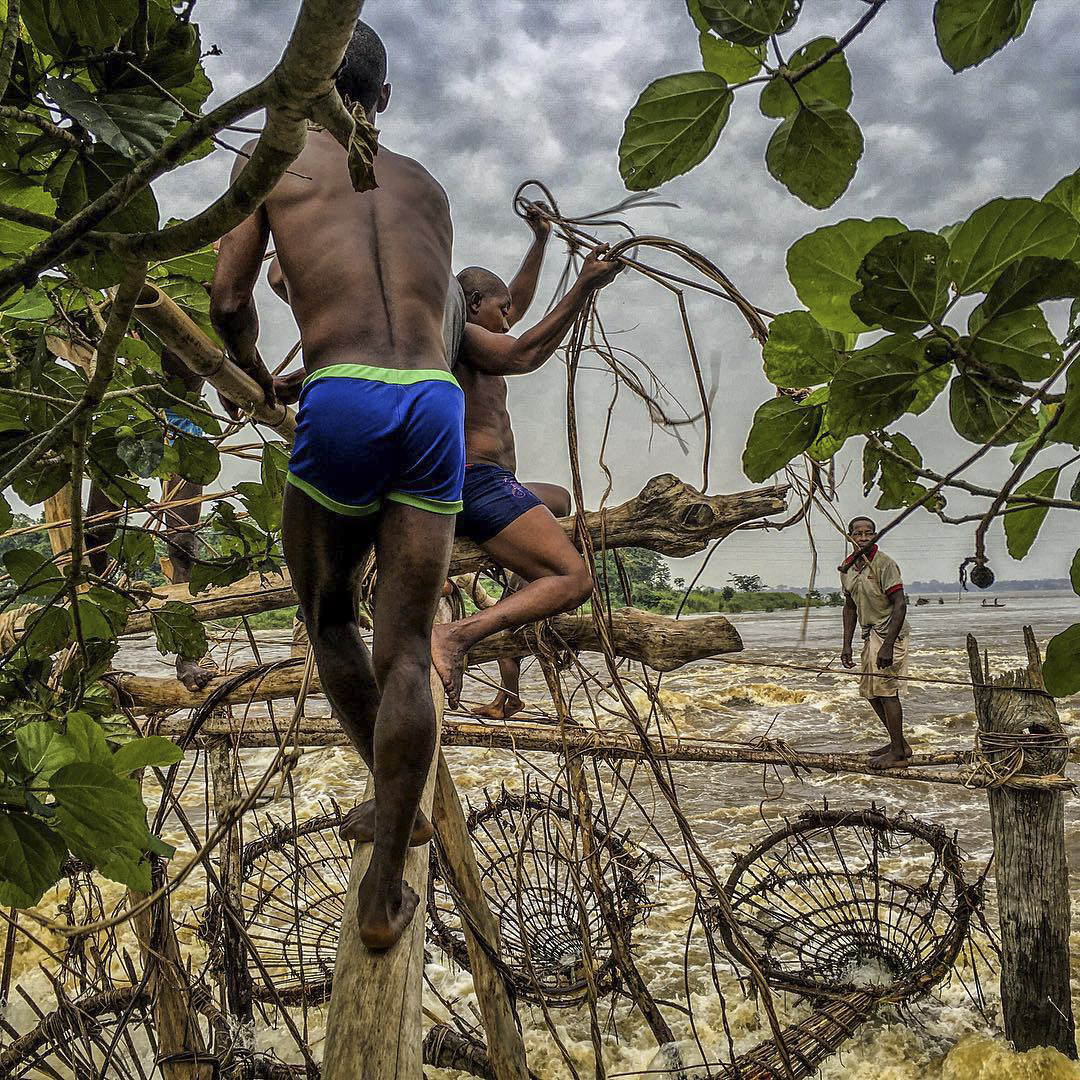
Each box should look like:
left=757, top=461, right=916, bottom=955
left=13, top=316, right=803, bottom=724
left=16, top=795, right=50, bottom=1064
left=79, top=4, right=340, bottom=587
left=155, top=0, right=1080, bottom=589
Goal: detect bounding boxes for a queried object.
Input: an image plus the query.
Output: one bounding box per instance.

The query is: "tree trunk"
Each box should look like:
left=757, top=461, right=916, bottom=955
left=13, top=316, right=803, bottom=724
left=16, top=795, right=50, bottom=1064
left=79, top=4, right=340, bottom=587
left=113, top=476, right=787, bottom=637
left=967, top=628, right=1076, bottom=1058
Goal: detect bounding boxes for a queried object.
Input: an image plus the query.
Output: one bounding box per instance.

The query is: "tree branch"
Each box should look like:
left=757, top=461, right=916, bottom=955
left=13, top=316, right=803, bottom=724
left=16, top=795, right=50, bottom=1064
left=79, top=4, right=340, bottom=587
left=0, top=105, right=84, bottom=150
left=0, top=0, right=20, bottom=102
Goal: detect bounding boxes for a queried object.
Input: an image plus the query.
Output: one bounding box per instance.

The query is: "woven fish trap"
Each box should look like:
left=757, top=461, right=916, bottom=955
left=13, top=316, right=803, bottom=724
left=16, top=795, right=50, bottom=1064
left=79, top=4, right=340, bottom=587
left=0, top=984, right=230, bottom=1078
left=207, top=803, right=352, bottom=1006
left=716, top=805, right=979, bottom=1003
left=427, top=784, right=657, bottom=1007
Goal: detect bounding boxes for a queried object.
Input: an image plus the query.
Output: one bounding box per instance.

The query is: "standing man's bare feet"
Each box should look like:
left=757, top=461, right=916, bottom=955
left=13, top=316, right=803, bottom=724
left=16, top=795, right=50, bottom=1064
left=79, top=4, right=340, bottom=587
left=357, top=876, right=419, bottom=951
left=869, top=747, right=912, bottom=769
left=339, top=801, right=434, bottom=847
left=430, top=623, right=468, bottom=707
left=471, top=692, right=524, bottom=720
left=869, top=740, right=912, bottom=760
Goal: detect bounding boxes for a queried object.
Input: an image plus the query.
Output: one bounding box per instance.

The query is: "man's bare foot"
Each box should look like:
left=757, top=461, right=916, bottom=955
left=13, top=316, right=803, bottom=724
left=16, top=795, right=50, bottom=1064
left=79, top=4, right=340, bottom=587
left=430, top=623, right=467, bottom=707
left=358, top=879, right=419, bottom=951
left=338, top=801, right=434, bottom=847
left=471, top=692, right=523, bottom=721
left=177, top=655, right=217, bottom=692
left=869, top=741, right=912, bottom=759
left=869, top=748, right=911, bottom=770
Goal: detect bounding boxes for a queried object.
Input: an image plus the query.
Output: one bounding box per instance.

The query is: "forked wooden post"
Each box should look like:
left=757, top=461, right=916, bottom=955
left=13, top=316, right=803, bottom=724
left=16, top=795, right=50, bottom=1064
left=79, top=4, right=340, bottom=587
left=967, top=629, right=1076, bottom=1058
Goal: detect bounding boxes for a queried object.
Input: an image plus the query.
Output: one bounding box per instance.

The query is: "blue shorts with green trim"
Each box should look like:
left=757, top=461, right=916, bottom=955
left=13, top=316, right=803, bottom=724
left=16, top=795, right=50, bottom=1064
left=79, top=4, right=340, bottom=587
left=285, top=363, right=465, bottom=518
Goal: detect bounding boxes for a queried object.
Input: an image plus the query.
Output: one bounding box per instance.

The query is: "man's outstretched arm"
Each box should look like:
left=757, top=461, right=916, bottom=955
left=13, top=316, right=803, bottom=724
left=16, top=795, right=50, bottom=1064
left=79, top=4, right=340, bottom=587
left=506, top=204, right=551, bottom=328
left=462, top=244, right=622, bottom=377
left=210, top=149, right=276, bottom=408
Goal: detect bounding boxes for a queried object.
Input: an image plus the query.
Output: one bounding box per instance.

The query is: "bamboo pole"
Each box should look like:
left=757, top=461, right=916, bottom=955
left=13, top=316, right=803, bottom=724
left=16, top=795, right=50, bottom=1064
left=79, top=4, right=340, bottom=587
left=134, top=714, right=1071, bottom=792
left=130, top=283, right=296, bottom=439
left=111, top=476, right=787, bottom=637
left=967, top=629, right=1076, bottom=1057
left=431, top=754, right=530, bottom=1080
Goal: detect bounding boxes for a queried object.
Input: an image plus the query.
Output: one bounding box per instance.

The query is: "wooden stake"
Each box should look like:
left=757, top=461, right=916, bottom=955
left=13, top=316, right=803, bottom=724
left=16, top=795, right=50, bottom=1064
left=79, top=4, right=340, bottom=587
left=967, top=629, right=1076, bottom=1058
left=431, top=753, right=530, bottom=1080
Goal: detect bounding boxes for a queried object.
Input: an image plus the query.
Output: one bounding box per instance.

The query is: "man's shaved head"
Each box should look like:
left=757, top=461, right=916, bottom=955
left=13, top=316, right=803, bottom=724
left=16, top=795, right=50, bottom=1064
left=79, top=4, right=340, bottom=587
left=457, top=266, right=507, bottom=300
left=335, top=21, right=387, bottom=111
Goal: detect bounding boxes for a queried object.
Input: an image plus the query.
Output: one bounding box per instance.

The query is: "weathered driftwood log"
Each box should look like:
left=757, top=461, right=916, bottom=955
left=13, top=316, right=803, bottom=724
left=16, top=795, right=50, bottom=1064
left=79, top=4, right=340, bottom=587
left=968, top=630, right=1076, bottom=1058
left=131, top=283, right=296, bottom=439
left=115, top=476, right=787, bottom=636
left=133, top=715, right=1069, bottom=792
left=111, top=608, right=742, bottom=710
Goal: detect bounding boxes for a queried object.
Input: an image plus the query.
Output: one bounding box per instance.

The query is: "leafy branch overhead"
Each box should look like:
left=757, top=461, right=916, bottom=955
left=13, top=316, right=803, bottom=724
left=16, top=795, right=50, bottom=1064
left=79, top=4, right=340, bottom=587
left=0, top=0, right=367, bottom=910
left=620, top=0, right=1042, bottom=207
left=743, top=172, right=1080, bottom=696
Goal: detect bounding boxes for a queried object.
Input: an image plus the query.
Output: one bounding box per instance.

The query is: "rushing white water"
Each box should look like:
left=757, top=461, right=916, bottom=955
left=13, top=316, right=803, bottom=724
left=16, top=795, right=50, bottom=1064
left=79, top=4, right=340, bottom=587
left=5, top=590, right=1080, bottom=1078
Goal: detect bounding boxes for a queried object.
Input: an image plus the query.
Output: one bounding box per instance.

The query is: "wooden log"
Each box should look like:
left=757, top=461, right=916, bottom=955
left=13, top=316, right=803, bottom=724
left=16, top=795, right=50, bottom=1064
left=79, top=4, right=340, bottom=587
left=431, top=754, right=530, bottom=1080
left=112, top=607, right=741, bottom=710
left=134, top=714, right=1070, bottom=792
left=967, top=629, right=1076, bottom=1057
left=320, top=604, right=448, bottom=1080
left=114, top=476, right=787, bottom=636
left=130, top=283, right=296, bottom=439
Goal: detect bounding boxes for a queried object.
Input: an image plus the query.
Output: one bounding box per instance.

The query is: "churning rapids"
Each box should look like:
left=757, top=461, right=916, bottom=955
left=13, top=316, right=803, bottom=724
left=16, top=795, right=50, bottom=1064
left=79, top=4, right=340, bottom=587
left=6, top=590, right=1080, bottom=1078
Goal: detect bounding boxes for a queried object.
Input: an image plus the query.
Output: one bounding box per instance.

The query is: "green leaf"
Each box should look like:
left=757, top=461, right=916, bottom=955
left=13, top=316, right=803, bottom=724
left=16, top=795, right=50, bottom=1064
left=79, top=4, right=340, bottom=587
left=699, top=33, right=763, bottom=82
left=3, top=549, right=63, bottom=598
left=786, top=217, right=907, bottom=332
left=765, top=99, right=862, bottom=210
left=802, top=389, right=845, bottom=462
left=74, top=599, right=114, bottom=642
left=15, top=722, right=76, bottom=782
left=620, top=72, right=733, bottom=191
left=187, top=558, right=248, bottom=597
left=827, top=352, right=923, bottom=438
left=1043, top=168, right=1080, bottom=233
left=45, top=79, right=180, bottom=160
left=700, top=0, right=801, bottom=45
left=759, top=37, right=851, bottom=118
left=49, top=762, right=151, bottom=888
left=21, top=607, right=72, bottom=659
left=11, top=463, right=70, bottom=506
left=20, top=0, right=139, bottom=54
left=934, top=0, right=1033, bottom=73
left=1003, top=467, right=1058, bottom=559
left=106, top=528, right=157, bottom=575
left=968, top=306, right=1062, bottom=380
left=150, top=601, right=207, bottom=661
left=117, top=434, right=165, bottom=478
left=741, top=396, right=821, bottom=482
left=980, top=257, right=1080, bottom=322
left=947, top=198, right=1078, bottom=296
left=0, top=287, right=54, bottom=320
left=863, top=433, right=940, bottom=511
left=687, top=0, right=711, bottom=31
left=850, top=230, right=951, bottom=333
left=948, top=374, right=1038, bottom=445
left=173, top=431, right=220, bottom=485
left=910, top=348, right=953, bottom=415
left=762, top=310, right=842, bottom=388
left=0, top=493, right=12, bottom=533
left=1052, top=363, right=1080, bottom=447
left=1043, top=622, right=1080, bottom=697
left=64, top=712, right=113, bottom=768
left=111, top=735, right=183, bottom=777
left=0, top=169, right=56, bottom=256
left=0, top=811, right=66, bottom=908
left=1071, top=547, right=1080, bottom=596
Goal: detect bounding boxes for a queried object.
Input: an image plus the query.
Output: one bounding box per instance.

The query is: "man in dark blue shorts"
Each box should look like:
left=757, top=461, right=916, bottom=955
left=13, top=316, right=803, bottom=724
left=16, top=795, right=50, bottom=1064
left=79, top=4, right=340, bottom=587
left=212, top=22, right=461, bottom=952
left=430, top=243, right=623, bottom=709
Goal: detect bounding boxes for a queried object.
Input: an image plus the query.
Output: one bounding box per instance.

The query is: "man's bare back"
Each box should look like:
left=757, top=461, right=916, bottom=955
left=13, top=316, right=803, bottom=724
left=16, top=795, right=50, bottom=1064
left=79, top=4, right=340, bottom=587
left=265, top=132, right=452, bottom=375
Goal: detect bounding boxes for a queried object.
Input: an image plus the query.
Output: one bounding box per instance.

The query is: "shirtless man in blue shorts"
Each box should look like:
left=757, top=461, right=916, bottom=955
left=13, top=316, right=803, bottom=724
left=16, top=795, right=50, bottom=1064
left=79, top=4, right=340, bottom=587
left=212, top=22, right=461, bottom=951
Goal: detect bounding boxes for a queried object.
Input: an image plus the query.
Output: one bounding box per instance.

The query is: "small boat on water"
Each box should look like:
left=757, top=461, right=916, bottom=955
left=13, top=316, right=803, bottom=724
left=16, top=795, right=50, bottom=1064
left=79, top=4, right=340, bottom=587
left=980, top=598, right=1006, bottom=608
